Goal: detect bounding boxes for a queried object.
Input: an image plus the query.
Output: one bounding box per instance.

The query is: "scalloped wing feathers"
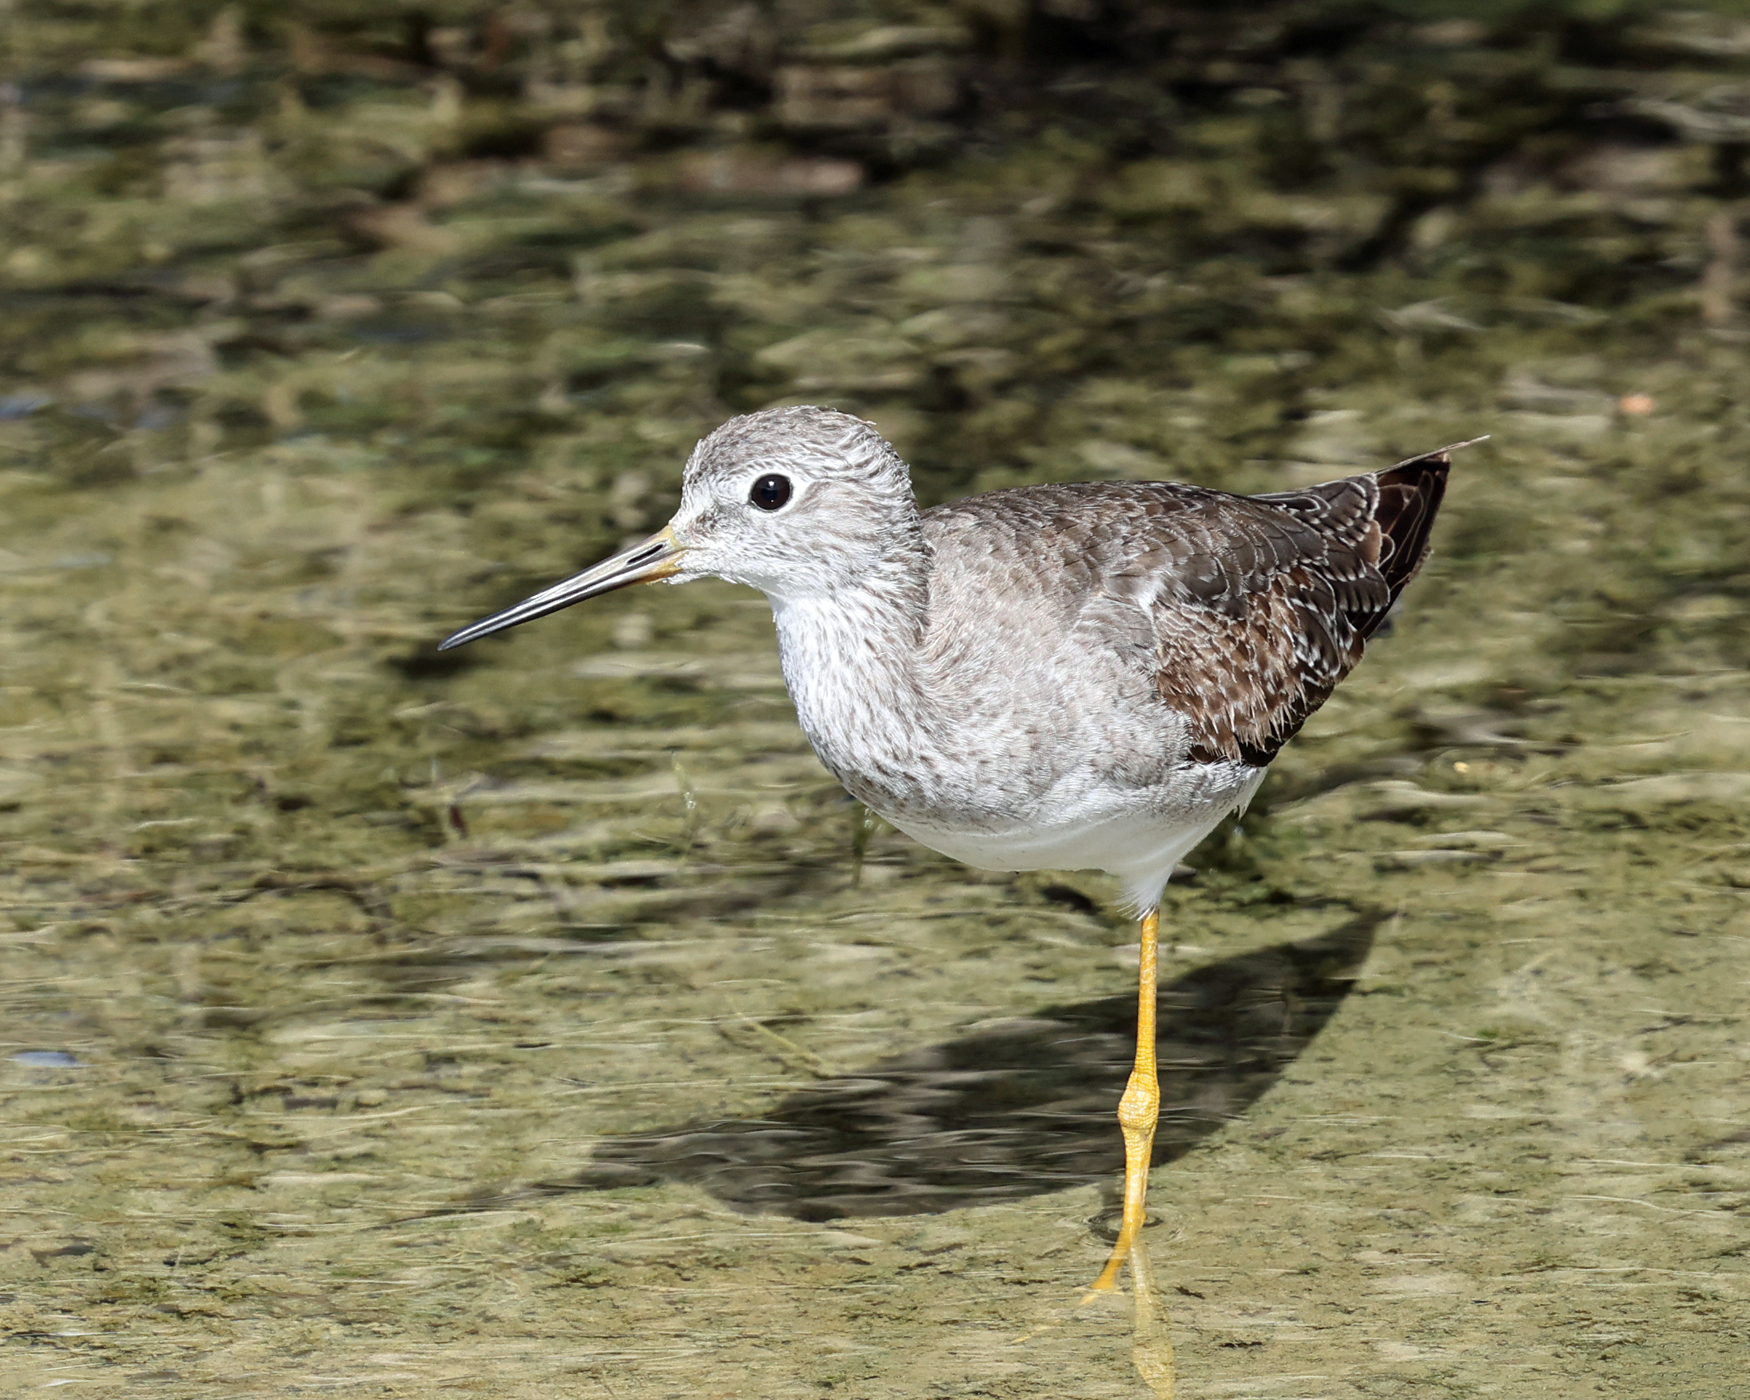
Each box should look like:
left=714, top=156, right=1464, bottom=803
left=922, top=447, right=1450, bottom=769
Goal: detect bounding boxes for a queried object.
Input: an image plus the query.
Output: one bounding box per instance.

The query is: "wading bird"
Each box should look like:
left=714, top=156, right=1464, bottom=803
left=440, top=406, right=1453, bottom=1292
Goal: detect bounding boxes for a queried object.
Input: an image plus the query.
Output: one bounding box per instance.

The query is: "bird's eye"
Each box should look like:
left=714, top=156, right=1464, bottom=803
left=749, top=474, right=792, bottom=511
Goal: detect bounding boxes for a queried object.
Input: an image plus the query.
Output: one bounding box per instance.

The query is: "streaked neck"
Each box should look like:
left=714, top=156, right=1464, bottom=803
left=767, top=537, right=937, bottom=791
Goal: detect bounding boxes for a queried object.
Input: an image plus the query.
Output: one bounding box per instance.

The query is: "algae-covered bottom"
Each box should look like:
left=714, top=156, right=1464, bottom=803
left=5, top=626, right=1749, bottom=1400
left=3, top=14, right=1750, bottom=1394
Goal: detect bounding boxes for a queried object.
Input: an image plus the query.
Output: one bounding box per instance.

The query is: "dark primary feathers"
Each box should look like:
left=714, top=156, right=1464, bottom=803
left=1196, top=445, right=1450, bottom=765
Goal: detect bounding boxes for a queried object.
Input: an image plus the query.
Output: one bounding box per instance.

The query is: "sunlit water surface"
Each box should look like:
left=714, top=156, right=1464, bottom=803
left=3, top=17, right=1749, bottom=1397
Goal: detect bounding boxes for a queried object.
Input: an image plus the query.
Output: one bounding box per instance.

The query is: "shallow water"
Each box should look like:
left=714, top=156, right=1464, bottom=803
left=3, top=7, right=1749, bottom=1397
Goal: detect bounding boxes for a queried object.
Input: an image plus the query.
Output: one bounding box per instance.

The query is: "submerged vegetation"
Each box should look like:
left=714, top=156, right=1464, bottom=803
left=2, top=2, right=1748, bottom=1395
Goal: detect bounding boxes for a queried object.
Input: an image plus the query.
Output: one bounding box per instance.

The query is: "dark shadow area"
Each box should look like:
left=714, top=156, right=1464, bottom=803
left=537, top=908, right=1383, bottom=1221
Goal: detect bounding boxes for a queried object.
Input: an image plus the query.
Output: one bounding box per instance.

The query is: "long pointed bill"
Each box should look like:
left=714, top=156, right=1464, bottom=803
left=438, top=527, right=685, bottom=650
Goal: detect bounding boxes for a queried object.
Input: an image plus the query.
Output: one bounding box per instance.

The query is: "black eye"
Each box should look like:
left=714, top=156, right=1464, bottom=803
left=749, top=474, right=792, bottom=511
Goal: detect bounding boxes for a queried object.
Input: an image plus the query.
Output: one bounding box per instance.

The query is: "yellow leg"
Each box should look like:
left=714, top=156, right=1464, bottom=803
left=1088, top=905, right=1161, bottom=1293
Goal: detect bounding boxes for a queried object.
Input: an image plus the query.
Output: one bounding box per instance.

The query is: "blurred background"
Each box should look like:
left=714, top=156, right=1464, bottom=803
left=2, top=2, right=1748, bottom=1396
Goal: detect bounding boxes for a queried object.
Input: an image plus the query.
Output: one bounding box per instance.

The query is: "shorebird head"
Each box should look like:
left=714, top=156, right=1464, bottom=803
left=439, top=406, right=915, bottom=649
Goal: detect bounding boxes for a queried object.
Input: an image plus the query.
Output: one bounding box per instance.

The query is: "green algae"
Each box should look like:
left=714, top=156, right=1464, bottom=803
left=2, top=4, right=1750, bottom=1397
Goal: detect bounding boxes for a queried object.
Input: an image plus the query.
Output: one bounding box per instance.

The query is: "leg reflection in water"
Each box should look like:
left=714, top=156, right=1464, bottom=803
left=1129, top=1232, right=1176, bottom=1399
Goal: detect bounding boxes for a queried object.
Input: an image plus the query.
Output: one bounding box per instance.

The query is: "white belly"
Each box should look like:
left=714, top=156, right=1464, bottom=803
left=876, top=762, right=1266, bottom=912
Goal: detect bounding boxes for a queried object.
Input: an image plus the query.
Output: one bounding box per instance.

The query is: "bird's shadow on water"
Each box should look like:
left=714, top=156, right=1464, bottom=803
left=516, top=907, right=1383, bottom=1222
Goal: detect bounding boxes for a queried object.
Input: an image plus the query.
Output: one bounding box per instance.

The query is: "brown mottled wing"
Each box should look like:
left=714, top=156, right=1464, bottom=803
left=1147, top=446, right=1451, bottom=767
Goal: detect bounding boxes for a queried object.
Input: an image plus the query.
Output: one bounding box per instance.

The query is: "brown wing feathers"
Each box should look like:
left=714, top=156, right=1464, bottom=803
left=1160, top=447, right=1451, bottom=767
